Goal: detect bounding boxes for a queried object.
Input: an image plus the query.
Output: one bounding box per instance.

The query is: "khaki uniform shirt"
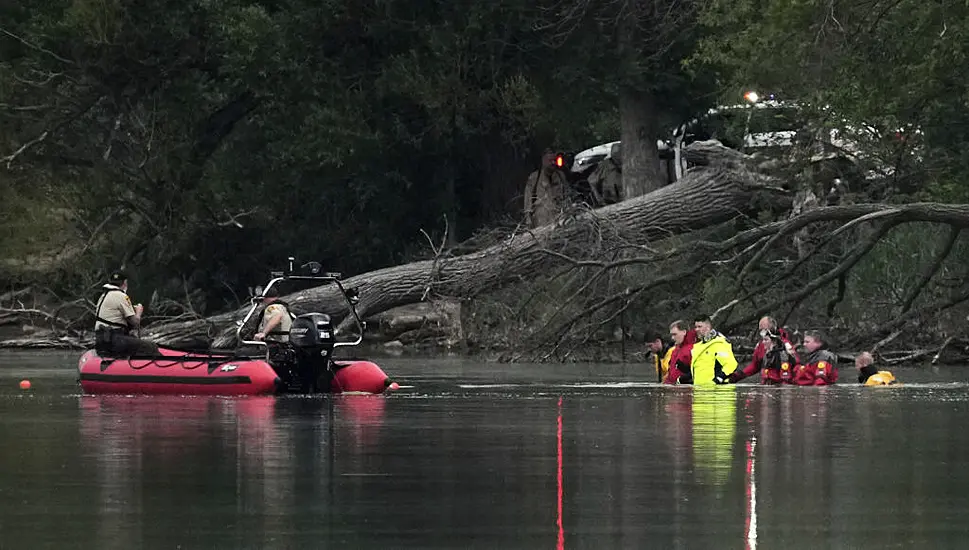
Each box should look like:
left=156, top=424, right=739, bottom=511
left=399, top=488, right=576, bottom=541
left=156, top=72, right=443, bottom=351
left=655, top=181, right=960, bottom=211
left=94, top=284, right=135, bottom=331
left=524, top=167, right=569, bottom=228
left=259, top=302, right=292, bottom=343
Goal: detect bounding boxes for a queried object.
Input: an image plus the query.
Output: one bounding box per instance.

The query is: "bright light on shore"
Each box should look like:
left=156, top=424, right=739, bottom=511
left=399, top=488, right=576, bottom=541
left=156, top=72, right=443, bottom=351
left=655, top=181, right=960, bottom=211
left=744, top=91, right=760, bottom=103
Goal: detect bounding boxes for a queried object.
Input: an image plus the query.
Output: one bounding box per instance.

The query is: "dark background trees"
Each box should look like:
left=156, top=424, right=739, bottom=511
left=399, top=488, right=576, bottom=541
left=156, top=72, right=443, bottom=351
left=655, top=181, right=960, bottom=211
left=0, top=0, right=603, bottom=312
left=3, top=0, right=969, bottom=359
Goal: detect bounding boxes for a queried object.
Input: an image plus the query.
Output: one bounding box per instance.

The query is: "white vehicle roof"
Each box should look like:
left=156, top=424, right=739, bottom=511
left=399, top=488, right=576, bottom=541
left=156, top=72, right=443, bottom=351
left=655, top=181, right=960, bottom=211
left=570, top=99, right=919, bottom=175
left=572, top=101, right=801, bottom=172
left=571, top=139, right=672, bottom=173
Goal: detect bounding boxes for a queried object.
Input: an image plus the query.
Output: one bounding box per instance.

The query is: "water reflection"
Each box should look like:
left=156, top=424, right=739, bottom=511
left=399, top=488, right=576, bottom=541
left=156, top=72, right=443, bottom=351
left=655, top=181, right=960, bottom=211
left=744, top=436, right=758, bottom=550
left=3, top=357, right=969, bottom=548
left=557, top=396, right=565, bottom=550
left=638, top=387, right=845, bottom=549
left=741, top=388, right=838, bottom=549
left=77, top=394, right=388, bottom=550
left=691, top=386, right=738, bottom=487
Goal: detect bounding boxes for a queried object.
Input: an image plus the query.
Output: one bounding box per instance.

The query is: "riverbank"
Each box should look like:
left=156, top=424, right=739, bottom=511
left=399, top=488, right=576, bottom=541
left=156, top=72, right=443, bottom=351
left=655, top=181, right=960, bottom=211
left=1, top=287, right=966, bottom=368
left=0, top=330, right=957, bottom=370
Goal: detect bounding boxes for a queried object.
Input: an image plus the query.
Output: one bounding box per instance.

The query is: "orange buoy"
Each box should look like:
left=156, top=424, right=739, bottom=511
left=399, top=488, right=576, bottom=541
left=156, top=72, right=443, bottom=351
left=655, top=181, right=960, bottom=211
left=19, top=380, right=31, bottom=390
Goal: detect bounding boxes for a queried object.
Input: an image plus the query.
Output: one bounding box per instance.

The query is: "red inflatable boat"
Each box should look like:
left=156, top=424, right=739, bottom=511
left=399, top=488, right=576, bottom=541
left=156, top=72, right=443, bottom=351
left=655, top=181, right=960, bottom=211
left=77, top=347, right=391, bottom=395
left=78, top=258, right=395, bottom=396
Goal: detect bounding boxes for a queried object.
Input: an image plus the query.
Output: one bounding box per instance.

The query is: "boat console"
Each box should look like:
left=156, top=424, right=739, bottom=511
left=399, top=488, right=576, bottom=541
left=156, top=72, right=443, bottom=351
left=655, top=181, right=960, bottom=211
left=236, top=257, right=367, bottom=392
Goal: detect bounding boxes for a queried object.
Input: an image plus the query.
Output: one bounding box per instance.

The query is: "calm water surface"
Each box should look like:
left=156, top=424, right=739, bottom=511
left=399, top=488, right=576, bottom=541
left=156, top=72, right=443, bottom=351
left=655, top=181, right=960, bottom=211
left=1, top=351, right=968, bottom=549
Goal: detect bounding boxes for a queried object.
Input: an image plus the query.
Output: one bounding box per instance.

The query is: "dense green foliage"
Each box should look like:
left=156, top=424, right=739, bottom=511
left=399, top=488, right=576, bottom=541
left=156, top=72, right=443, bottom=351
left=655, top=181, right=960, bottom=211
left=0, top=0, right=612, bottom=310
left=2, top=0, right=969, bottom=351
left=697, top=0, right=969, bottom=196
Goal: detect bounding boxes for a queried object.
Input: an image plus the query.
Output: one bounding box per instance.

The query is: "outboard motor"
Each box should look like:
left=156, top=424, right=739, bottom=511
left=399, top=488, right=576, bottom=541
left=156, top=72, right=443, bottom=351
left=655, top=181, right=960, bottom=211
left=288, top=312, right=335, bottom=392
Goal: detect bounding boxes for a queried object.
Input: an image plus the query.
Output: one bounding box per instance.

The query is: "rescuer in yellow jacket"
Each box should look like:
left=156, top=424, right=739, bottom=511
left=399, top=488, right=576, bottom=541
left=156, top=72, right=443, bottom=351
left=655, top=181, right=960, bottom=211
left=690, top=315, right=739, bottom=386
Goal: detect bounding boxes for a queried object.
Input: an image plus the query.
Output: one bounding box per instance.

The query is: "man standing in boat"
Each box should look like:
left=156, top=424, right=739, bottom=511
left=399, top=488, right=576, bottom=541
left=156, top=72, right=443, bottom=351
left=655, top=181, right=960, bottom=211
left=93, top=271, right=159, bottom=357
left=254, top=286, right=292, bottom=343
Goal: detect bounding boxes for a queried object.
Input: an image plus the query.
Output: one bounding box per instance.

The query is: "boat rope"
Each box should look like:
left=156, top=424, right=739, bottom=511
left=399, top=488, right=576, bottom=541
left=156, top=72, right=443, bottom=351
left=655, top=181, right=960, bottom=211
left=106, top=354, right=249, bottom=371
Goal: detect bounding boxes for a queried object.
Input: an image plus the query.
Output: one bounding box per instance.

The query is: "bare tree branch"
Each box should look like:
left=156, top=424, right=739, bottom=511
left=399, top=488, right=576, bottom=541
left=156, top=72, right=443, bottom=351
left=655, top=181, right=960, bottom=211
left=13, top=71, right=63, bottom=87
left=420, top=214, right=450, bottom=301
left=825, top=272, right=848, bottom=317
left=1, top=131, right=48, bottom=169
left=0, top=103, right=50, bottom=112
left=213, top=208, right=260, bottom=228
left=0, top=26, right=73, bottom=65
left=724, top=220, right=897, bottom=332
left=899, top=226, right=960, bottom=314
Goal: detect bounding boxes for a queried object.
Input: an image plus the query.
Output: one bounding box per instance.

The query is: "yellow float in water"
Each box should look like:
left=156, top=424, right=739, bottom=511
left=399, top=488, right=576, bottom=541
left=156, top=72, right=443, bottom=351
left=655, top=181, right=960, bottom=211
left=857, top=353, right=899, bottom=386
left=864, top=370, right=898, bottom=386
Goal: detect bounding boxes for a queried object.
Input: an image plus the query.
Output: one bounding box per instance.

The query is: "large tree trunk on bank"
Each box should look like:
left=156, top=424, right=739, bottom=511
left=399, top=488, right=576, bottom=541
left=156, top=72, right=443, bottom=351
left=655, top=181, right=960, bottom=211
left=619, top=86, right=664, bottom=197
left=145, top=141, right=774, bottom=347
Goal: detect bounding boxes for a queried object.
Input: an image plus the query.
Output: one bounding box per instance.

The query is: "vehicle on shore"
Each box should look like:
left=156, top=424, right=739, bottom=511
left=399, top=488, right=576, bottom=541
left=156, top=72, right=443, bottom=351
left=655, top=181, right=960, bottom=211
left=568, top=93, right=921, bottom=194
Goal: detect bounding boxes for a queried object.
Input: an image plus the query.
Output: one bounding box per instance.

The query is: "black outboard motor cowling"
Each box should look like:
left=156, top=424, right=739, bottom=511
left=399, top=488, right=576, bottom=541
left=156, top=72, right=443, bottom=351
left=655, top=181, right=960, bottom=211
left=287, top=313, right=335, bottom=392
left=289, top=313, right=334, bottom=348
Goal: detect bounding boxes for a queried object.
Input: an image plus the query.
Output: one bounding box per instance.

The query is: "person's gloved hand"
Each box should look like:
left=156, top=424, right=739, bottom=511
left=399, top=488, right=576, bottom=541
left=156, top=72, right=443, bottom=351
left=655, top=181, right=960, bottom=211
left=674, top=359, right=692, bottom=384
left=727, top=371, right=743, bottom=384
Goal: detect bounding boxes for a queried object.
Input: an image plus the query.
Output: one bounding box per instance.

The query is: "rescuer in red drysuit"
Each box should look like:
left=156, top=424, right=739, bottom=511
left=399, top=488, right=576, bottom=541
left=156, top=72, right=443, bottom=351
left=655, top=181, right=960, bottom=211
left=663, top=320, right=696, bottom=385
left=793, top=330, right=839, bottom=386
left=728, top=316, right=799, bottom=385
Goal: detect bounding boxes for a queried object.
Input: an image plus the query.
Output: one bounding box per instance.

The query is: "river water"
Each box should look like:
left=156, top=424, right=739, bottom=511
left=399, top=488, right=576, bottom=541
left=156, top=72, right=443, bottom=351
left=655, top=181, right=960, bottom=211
left=0, top=351, right=968, bottom=549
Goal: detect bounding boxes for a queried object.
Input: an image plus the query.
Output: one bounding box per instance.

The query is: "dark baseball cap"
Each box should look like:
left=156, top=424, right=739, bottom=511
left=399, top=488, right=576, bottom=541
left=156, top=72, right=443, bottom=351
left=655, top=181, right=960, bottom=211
left=107, top=271, right=128, bottom=285
left=261, top=285, right=280, bottom=298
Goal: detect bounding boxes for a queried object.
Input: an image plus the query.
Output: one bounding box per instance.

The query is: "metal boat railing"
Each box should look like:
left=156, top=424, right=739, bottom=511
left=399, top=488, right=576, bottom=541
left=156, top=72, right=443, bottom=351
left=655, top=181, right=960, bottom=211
left=236, top=257, right=365, bottom=361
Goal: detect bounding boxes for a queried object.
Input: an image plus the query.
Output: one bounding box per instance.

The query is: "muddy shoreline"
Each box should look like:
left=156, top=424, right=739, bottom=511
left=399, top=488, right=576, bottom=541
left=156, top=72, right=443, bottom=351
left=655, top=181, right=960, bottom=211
left=1, top=291, right=965, bottom=368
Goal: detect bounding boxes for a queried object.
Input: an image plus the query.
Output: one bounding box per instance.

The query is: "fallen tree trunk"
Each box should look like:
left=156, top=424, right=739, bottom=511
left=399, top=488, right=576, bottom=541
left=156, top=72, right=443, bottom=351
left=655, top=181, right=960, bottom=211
left=22, top=137, right=969, bottom=363
left=146, top=141, right=779, bottom=347
left=0, top=336, right=89, bottom=349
